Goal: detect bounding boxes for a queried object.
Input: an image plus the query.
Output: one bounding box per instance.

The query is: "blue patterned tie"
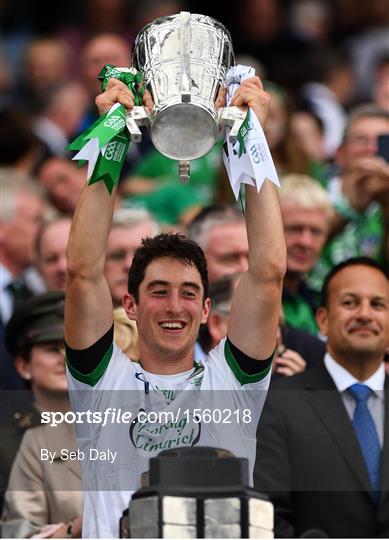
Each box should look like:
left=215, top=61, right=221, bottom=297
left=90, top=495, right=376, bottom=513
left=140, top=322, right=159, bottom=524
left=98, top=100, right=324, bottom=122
left=348, top=383, right=381, bottom=499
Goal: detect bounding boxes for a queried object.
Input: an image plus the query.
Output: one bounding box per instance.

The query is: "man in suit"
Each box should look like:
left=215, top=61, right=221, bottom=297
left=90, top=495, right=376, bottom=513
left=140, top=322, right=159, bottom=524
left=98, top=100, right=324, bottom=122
left=254, top=256, right=389, bottom=538
left=0, top=174, right=47, bottom=390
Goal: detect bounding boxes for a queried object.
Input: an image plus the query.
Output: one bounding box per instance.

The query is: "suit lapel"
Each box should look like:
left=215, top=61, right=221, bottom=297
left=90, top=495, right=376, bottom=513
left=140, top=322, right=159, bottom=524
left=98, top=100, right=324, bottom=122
left=303, top=364, right=372, bottom=492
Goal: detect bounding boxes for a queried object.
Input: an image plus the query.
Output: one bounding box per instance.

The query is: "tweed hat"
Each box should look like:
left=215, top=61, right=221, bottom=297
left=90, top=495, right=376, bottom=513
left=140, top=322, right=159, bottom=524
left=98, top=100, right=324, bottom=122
left=5, top=291, right=65, bottom=355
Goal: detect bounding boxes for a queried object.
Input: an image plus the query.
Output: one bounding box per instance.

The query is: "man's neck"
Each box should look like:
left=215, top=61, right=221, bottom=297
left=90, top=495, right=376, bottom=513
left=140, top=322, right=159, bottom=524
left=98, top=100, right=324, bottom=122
left=328, top=347, right=383, bottom=381
left=138, top=345, right=195, bottom=375
left=283, top=272, right=303, bottom=295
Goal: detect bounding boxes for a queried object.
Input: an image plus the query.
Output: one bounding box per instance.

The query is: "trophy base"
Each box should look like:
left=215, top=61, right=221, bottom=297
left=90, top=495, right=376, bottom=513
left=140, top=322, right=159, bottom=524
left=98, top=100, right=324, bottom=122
left=150, top=103, right=218, bottom=161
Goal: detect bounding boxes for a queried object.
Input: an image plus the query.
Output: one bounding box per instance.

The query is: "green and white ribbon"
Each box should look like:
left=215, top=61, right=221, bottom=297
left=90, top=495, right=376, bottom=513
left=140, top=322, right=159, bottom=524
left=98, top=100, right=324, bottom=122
left=222, top=65, right=280, bottom=200
left=67, top=64, right=144, bottom=193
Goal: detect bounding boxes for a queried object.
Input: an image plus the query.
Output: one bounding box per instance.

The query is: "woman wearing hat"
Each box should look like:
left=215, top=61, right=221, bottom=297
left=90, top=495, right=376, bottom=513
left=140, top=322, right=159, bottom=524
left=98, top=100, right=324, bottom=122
left=1, top=292, right=83, bottom=538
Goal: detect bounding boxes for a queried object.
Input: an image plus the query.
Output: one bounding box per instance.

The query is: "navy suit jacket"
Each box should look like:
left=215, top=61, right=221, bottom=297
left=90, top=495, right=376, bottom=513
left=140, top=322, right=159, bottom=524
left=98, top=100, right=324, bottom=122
left=254, top=363, right=389, bottom=538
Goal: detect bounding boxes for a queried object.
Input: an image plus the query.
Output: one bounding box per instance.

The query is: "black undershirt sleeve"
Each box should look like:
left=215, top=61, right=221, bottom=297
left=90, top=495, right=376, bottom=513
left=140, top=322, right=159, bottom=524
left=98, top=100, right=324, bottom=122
left=65, top=327, right=272, bottom=377
left=227, top=337, right=274, bottom=375
left=65, top=326, right=114, bottom=375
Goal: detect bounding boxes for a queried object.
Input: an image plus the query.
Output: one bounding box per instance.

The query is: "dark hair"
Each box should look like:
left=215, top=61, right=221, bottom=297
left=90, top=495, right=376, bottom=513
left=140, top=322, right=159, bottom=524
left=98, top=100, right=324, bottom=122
left=0, top=108, right=38, bottom=165
left=128, top=233, right=209, bottom=302
left=320, top=257, right=387, bottom=307
left=294, top=105, right=325, bottom=135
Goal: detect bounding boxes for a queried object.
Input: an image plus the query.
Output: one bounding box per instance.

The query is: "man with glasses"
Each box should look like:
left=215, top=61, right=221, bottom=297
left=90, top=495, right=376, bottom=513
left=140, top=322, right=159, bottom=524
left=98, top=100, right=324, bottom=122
left=309, top=104, right=389, bottom=289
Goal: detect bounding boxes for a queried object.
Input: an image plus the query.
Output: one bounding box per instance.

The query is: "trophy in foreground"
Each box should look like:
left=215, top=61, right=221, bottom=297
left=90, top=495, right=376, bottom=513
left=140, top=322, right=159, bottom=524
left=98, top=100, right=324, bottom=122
left=119, top=448, right=274, bottom=538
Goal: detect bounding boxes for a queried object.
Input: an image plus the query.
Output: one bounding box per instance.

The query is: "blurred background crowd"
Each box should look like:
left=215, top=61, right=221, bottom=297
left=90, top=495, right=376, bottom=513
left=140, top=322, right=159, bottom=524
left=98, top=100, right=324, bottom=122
left=0, top=0, right=388, bottom=537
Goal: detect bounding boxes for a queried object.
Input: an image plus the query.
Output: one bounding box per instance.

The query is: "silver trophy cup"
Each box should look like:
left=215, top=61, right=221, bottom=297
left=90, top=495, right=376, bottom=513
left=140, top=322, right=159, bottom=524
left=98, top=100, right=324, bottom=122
left=127, top=11, right=246, bottom=182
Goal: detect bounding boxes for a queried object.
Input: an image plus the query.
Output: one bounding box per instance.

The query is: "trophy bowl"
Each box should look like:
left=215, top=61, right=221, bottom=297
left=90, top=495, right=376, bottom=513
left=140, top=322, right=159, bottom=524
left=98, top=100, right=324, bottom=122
left=132, top=12, right=235, bottom=161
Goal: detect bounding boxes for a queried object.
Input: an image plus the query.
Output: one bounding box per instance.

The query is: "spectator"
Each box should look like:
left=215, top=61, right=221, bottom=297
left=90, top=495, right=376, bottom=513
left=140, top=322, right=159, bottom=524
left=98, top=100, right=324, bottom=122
left=35, top=218, right=72, bottom=292
left=254, top=257, right=389, bottom=538
left=279, top=174, right=332, bottom=335
left=187, top=204, right=248, bottom=282
left=0, top=108, right=47, bottom=175
left=199, top=273, right=325, bottom=377
left=290, top=108, right=327, bottom=174
left=0, top=176, right=48, bottom=324
left=77, top=32, right=154, bottom=176
left=263, top=82, right=321, bottom=180
left=33, top=81, right=88, bottom=156
left=36, top=157, right=86, bottom=215
left=309, top=104, right=389, bottom=290
left=78, top=33, right=131, bottom=131
left=288, top=0, right=332, bottom=45
left=105, top=208, right=159, bottom=307
left=1, top=292, right=82, bottom=536
left=300, top=47, right=355, bottom=158
left=19, top=38, right=71, bottom=111
left=0, top=175, right=49, bottom=389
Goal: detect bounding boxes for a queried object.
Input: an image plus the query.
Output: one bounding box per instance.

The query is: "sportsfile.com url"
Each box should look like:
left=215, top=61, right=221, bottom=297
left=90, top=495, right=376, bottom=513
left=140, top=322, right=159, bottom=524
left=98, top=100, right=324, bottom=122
left=41, top=407, right=252, bottom=427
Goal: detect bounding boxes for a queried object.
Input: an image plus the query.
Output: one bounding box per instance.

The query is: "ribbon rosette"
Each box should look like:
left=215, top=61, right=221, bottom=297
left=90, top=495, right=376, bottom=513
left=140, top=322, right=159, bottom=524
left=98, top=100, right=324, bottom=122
left=223, top=65, right=280, bottom=200
left=67, top=64, right=144, bottom=193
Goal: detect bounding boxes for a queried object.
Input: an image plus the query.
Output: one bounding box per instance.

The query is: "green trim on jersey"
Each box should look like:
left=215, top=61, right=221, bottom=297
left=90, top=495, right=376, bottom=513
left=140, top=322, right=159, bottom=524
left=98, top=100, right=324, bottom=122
left=66, top=343, right=113, bottom=387
left=224, top=340, right=272, bottom=385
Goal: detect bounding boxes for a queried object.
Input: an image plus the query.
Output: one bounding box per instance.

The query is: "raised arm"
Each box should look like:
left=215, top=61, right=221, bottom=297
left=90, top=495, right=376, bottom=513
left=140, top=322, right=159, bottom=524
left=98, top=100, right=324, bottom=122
left=227, top=77, right=287, bottom=360
left=65, top=79, right=138, bottom=349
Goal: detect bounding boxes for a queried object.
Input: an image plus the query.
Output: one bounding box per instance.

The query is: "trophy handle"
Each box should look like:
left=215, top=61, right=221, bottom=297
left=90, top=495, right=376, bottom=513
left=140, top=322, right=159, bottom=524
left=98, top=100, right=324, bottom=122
left=125, top=106, right=150, bottom=143
left=218, top=106, right=247, bottom=146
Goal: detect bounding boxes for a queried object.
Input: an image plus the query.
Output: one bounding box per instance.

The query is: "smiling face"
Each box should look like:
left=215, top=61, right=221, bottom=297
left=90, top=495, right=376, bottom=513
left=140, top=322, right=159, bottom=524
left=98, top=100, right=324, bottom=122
left=123, top=257, right=210, bottom=372
left=317, top=265, right=389, bottom=368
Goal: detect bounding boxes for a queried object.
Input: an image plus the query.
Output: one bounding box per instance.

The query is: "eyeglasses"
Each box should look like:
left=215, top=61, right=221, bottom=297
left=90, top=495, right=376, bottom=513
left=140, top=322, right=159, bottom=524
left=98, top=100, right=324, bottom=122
left=345, top=135, right=378, bottom=148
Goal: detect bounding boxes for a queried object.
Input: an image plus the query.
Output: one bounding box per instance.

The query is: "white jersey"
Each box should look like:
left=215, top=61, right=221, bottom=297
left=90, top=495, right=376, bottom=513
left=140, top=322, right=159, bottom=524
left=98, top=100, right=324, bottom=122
left=67, top=338, right=271, bottom=538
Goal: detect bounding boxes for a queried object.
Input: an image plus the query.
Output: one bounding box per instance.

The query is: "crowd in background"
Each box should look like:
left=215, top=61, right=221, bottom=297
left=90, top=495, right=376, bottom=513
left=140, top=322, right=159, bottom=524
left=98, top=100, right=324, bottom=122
left=0, top=0, right=388, bottom=537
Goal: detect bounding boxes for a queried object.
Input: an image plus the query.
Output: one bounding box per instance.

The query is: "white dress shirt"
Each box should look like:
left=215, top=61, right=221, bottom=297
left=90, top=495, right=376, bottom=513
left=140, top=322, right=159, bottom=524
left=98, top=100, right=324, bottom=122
left=324, top=353, right=385, bottom=448
left=0, top=264, right=14, bottom=324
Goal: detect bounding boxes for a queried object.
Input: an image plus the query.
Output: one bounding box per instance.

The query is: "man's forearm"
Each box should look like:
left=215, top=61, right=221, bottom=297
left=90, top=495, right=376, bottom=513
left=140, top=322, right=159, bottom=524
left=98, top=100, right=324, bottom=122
left=245, top=182, right=286, bottom=282
left=67, top=181, right=117, bottom=281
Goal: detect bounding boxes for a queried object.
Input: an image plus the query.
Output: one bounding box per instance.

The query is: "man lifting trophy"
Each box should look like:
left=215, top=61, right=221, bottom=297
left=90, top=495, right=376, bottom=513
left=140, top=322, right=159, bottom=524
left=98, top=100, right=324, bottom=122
left=65, top=11, right=285, bottom=538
